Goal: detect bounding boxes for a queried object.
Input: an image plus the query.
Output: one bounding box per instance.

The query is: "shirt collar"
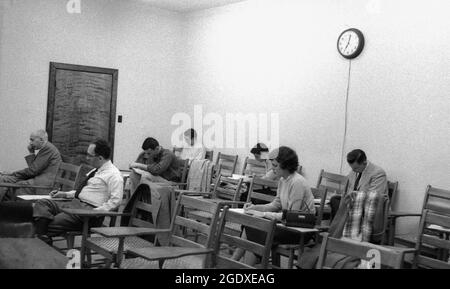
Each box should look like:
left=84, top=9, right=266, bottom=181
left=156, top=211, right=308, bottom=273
left=97, top=160, right=112, bottom=173
left=281, top=172, right=296, bottom=182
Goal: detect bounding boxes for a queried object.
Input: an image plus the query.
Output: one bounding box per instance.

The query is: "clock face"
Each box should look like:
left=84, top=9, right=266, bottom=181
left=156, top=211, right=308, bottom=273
left=337, top=28, right=365, bottom=59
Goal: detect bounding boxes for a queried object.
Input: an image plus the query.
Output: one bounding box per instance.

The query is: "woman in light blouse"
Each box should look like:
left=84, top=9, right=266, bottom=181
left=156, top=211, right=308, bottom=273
left=233, top=146, right=315, bottom=265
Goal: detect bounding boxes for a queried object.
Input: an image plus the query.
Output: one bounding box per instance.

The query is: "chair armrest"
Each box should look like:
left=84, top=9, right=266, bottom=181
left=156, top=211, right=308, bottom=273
left=155, top=182, right=187, bottom=187
left=382, top=245, right=417, bottom=254
left=216, top=200, right=246, bottom=206
left=174, top=190, right=211, bottom=196
left=91, top=227, right=171, bottom=237
left=61, top=208, right=130, bottom=217
left=389, top=211, right=421, bottom=219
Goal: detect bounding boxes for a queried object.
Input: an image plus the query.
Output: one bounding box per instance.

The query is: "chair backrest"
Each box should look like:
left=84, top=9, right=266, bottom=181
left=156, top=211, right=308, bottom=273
left=316, top=169, right=349, bottom=196
left=317, top=233, right=405, bottom=269
left=214, top=207, right=277, bottom=269
left=53, top=162, right=82, bottom=191
left=240, top=157, right=267, bottom=177
left=168, top=194, right=223, bottom=267
left=215, top=152, right=238, bottom=177
left=212, top=174, right=244, bottom=205
left=421, top=185, right=450, bottom=214
left=205, top=150, right=214, bottom=161
left=387, top=180, right=399, bottom=210
left=246, top=177, right=278, bottom=204
left=413, top=209, right=450, bottom=269
left=186, top=160, right=215, bottom=193
left=178, top=158, right=190, bottom=184
left=311, top=187, right=328, bottom=225
left=128, top=189, right=159, bottom=230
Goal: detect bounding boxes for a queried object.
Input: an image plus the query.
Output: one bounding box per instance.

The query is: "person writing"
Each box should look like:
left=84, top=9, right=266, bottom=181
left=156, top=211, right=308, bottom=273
left=233, top=146, right=315, bottom=265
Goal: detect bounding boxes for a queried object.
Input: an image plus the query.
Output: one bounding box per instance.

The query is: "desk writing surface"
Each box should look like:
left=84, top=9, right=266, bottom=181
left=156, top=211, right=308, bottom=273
left=228, top=208, right=318, bottom=233
left=0, top=238, right=67, bottom=269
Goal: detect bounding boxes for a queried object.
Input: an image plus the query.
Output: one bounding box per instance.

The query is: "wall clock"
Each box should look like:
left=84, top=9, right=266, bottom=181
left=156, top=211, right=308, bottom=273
left=337, top=28, right=365, bottom=59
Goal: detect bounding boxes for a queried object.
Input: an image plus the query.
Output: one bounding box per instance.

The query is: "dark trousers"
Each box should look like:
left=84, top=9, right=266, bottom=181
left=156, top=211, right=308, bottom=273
left=330, top=195, right=342, bottom=221
left=33, top=199, right=104, bottom=236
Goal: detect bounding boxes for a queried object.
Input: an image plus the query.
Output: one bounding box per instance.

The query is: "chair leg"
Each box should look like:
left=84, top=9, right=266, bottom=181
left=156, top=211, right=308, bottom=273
left=271, top=248, right=280, bottom=267
left=66, top=235, right=75, bottom=250
left=104, top=259, right=113, bottom=269
left=86, top=249, right=92, bottom=268
left=288, top=249, right=295, bottom=269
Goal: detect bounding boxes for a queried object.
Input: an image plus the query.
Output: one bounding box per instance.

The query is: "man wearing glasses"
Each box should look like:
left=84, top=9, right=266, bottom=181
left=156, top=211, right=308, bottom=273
left=32, top=139, right=123, bottom=243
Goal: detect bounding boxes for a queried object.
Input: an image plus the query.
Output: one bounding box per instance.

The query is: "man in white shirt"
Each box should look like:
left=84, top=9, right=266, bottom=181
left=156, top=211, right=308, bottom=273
left=33, top=139, right=123, bottom=242
left=176, top=128, right=205, bottom=163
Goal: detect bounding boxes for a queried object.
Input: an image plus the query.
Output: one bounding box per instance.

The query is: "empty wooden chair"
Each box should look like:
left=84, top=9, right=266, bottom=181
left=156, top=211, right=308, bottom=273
left=214, top=207, right=277, bottom=269
left=316, top=169, right=349, bottom=196
left=317, top=233, right=405, bottom=269
left=412, top=209, right=450, bottom=269
left=214, top=152, right=238, bottom=177
left=246, top=177, right=278, bottom=204
left=118, top=195, right=224, bottom=269
left=241, top=157, right=267, bottom=177
left=187, top=174, right=244, bottom=230
left=392, top=185, right=450, bottom=258
left=82, top=187, right=159, bottom=268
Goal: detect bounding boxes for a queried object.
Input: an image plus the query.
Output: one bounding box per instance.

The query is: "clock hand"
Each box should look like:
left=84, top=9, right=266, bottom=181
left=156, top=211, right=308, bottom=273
left=344, top=34, right=352, bottom=51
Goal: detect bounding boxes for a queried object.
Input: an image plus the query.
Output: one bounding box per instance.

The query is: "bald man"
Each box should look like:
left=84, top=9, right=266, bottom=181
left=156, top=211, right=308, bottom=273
left=0, top=130, right=62, bottom=201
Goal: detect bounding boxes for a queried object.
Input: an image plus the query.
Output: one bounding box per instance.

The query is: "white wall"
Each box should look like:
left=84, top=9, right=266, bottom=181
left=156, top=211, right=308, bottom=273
left=0, top=0, right=186, bottom=170
left=181, top=0, right=450, bottom=234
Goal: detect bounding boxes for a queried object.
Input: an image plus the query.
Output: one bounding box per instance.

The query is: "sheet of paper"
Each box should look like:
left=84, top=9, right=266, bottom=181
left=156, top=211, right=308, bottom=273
left=132, top=168, right=147, bottom=175
left=17, top=195, right=68, bottom=201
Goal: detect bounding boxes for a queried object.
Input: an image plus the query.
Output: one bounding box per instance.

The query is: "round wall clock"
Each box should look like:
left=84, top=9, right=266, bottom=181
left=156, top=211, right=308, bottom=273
left=337, top=28, right=365, bottom=59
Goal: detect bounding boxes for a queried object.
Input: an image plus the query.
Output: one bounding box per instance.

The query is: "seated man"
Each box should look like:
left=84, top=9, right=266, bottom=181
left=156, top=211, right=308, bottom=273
left=129, top=137, right=181, bottom=193
left=33, top=139, right=123, bottom=242
left=0, top=129, right=62, bottom=201
left=330, top=149, right=387, bottom=220
left=175, top=128, right=205, bottom=163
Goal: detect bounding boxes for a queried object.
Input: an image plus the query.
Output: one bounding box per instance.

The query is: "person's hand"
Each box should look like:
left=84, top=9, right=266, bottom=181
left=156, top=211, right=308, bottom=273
left=243, top=203, right=255, bottom=211
left=129, top=162, right=141, bottom=169
left=50, top=190, right=67, bottom=198
left=344, top=191, right=356, bottom=208
left=1, top=175, right=19, bottom=183
left=27, top=144, right=35, bottom=154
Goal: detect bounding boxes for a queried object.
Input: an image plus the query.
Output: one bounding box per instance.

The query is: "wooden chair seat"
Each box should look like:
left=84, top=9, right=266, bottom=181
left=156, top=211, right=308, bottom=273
left=121, top=254, right=205, bottom=269
left=87, top=236, right=154, bottom=254
left=120, top=257, right=160, bottom=269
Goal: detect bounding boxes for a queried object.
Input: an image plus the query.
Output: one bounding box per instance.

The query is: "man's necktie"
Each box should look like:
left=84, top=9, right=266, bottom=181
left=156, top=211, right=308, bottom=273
left=353, top=172, right=362, bottom=191
left=75, top=168, right=98, bottom=199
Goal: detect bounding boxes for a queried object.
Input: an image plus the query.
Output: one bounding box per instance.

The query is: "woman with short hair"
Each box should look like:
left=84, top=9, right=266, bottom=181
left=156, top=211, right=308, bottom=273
left=233, top=146, right=315, bottom=265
